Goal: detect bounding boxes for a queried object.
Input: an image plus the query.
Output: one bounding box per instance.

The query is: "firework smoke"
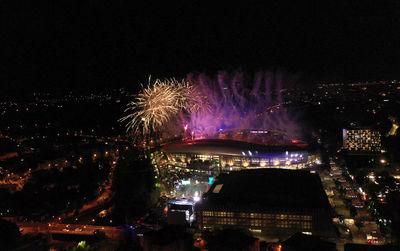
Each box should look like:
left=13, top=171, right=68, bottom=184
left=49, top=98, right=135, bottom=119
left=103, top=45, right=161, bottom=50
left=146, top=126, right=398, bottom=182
left=185, top=71, right=301, bottom=138
left=121, top=71, right=301, bottom=139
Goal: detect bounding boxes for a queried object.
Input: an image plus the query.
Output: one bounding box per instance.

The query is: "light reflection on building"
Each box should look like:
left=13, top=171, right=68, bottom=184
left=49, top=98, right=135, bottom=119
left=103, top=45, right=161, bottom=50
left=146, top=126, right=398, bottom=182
left=343, top=128, right=381, bottom=152
left=163, top=139, right=319, bottom=172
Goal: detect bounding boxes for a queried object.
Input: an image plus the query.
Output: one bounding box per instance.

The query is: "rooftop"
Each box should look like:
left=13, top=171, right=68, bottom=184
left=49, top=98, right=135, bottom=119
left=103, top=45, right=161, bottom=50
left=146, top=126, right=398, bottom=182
left=195, top=168, right=331, bottom=211
left=143, top=226, right=193, bottom=246
left=282, top=232, right=336, bottom=251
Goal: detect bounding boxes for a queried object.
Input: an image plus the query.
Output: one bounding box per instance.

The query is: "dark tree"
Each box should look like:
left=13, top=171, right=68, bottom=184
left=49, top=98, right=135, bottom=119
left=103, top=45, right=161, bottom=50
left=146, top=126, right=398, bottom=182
left=0, top=219, right=21, bottom=249
left=112, top=149, right=157, bottom=223
left=202, top=228, right=257, bottom=251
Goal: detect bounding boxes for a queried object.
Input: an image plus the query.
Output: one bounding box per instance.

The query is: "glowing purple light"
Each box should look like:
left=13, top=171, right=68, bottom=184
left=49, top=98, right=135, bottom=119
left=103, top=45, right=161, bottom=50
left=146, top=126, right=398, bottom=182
left=183, top=71, right=301, bottom=138
left=127, top=71, right=302, bottom=140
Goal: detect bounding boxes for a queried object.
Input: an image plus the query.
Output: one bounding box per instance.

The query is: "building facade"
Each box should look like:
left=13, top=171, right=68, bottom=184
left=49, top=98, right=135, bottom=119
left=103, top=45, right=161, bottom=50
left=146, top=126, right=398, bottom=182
left=196, top=209, right=316, bottom=236
left=343, top=128, right=381, bottom=153
left=163, top=139, right=319, bottom=172
left=195, top=169, right=334, bottom=239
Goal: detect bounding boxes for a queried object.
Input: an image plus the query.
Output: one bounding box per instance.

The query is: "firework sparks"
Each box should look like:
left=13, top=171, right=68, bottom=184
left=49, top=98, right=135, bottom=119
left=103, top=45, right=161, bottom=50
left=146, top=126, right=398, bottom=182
left=120, top=77, right=205, bottom=135
left=121, top=71, right=300, bottom=140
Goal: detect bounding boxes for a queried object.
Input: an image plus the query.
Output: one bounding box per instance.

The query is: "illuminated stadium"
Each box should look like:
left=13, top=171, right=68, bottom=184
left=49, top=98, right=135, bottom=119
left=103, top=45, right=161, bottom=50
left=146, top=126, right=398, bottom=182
left=162, top=129, right=319, bottom=172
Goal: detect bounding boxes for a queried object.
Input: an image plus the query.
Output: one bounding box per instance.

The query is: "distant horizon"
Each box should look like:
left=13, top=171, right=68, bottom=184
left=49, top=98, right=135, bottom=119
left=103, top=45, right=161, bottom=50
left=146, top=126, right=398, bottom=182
left=1, top=74, right=398, bottom=97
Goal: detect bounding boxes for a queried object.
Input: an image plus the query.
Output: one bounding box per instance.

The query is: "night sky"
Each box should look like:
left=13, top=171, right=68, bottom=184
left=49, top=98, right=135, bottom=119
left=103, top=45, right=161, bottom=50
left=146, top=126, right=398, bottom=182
left=1, top=1, right=400, bottom=93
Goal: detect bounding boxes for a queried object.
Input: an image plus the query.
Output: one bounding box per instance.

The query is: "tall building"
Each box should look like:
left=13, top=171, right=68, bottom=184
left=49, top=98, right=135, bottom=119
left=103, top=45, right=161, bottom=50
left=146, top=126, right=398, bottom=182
left=343, top=128, right=381, bottom=153
left=195, top=169, right=334, bottom=240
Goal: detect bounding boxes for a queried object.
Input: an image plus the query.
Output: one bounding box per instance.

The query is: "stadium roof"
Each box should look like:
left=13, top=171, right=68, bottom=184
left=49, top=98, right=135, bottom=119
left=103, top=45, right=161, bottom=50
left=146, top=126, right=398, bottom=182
left=163, top=139, right=307, bottom=157
left=195, top=168, right=331, bottom=211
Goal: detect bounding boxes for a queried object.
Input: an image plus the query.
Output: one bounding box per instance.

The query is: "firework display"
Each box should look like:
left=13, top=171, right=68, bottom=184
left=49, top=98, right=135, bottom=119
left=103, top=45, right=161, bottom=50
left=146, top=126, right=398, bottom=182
left=185, top=72, right=300, bottom=138
left=121, top=72, right=300, bottom=139
left=119, top=77, right=203, bottom=134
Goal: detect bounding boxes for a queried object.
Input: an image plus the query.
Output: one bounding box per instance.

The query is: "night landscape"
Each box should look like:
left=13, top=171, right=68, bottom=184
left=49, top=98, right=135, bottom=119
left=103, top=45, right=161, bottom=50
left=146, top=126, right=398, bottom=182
left=1, top=1, right=400, bottom=251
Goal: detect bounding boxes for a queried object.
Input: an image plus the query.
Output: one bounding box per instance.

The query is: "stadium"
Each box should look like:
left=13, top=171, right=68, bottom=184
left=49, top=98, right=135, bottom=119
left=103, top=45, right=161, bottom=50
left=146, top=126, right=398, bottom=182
left=162, top=129, right=319, bottom=172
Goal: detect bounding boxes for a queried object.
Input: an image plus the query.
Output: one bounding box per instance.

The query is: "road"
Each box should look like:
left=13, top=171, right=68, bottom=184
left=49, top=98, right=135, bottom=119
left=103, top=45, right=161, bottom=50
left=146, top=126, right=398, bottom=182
left=61, top=152, right=119, bottom=224
left=18, top=222, right=123, bottom=239
left=320, top=158, right=383, bottom=246
left=15, top=152, right=123, bottom=239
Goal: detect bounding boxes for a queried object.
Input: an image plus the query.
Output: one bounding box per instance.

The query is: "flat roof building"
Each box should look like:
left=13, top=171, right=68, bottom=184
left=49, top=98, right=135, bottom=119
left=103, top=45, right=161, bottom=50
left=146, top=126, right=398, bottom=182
left=195, top=169, right=334, bottom=240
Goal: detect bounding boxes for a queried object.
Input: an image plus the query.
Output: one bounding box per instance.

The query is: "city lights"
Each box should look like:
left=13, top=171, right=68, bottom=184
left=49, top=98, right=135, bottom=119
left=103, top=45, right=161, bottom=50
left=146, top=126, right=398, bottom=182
left=2, top=5, right=400, bottom=248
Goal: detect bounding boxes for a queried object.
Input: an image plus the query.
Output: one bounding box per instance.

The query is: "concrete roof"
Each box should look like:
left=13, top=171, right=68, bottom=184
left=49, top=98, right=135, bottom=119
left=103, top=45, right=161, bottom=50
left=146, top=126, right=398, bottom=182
left=195, top=168, right=331, bottom=211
